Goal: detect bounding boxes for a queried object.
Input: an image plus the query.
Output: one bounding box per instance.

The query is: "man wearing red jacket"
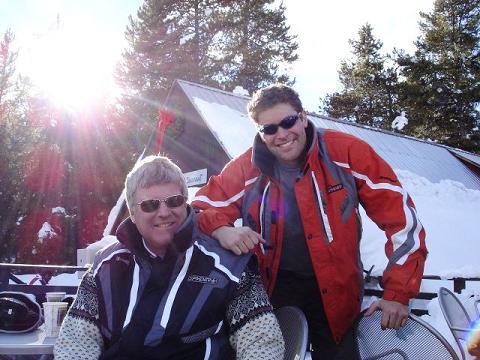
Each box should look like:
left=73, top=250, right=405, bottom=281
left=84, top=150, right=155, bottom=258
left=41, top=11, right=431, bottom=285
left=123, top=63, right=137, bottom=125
left=192, top=84, right=427, bottom=359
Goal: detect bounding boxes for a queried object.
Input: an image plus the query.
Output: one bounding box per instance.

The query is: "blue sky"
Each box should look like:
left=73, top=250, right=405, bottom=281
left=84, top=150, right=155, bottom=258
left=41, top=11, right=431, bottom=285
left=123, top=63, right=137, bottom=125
left=0, top=0, right=434, bottom=111
left=283, top=0, right=434, bottom=111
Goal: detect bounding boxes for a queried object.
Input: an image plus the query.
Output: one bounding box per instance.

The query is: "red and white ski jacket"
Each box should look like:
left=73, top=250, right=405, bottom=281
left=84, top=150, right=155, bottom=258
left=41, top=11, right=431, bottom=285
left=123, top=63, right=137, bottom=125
left=192, top=122, right=427, bottom=342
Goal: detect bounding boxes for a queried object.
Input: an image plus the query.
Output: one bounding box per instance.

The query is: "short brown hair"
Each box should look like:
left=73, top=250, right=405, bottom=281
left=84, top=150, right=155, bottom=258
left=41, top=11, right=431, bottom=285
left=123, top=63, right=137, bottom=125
left=247, top=84, right=303, bottom=122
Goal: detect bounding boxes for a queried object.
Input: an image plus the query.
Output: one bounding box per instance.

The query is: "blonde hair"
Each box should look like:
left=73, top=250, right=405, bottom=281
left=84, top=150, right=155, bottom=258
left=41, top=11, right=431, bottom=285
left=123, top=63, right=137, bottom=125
left=125, top=155, right=187, bottom=213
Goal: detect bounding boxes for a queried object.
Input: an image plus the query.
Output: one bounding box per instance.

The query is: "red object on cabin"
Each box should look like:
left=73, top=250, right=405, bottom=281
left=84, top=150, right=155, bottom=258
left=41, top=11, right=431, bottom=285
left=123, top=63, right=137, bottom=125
left=155, top=109, right=175, bottom=154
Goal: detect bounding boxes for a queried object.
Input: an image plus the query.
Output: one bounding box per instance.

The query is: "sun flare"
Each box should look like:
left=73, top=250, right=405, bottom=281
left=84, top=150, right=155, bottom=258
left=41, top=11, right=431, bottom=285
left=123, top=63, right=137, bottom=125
left=25, top=20, right=121, bottom=109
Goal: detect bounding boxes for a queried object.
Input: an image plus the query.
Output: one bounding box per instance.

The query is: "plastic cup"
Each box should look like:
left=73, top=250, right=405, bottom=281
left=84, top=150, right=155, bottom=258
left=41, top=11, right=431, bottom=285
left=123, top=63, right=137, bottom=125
left=45, top=292, right=66, bottom=302
left=43, top=301, right=68, bottom=337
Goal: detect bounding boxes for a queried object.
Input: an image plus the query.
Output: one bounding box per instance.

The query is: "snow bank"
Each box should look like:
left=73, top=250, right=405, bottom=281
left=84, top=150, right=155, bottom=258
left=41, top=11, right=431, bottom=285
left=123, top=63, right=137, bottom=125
left=360, top=169, right=480, bottom=279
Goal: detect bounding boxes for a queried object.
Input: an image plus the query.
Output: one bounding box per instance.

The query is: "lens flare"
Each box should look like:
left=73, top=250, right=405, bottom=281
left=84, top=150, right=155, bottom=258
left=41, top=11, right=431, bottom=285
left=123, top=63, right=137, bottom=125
left=23, top=18, right=121, bottom=110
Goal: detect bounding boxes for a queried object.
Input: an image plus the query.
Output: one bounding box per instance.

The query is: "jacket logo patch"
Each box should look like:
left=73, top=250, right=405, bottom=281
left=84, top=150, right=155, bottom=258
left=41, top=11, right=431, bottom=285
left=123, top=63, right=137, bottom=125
left=327, top=183, right=344, bottom=194
left=187, top=275, right=218, bottom=285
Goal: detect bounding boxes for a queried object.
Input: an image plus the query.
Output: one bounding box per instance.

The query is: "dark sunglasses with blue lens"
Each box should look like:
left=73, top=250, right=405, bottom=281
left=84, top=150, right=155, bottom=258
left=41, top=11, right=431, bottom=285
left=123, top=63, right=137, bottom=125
left=257, top=113, right=301, bottom=135
left=137, top=194, right=186, bottom=213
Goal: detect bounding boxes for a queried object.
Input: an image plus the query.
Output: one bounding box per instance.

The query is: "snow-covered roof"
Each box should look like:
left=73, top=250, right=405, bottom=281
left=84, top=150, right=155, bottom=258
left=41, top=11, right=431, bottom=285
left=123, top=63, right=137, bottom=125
left=174, top=80, right=254, bottom=159
left=449, top=148, right=480, bottom=168
left=310, top=115, right=480, bottom=190
left=175, top=79, right=480, bottom=191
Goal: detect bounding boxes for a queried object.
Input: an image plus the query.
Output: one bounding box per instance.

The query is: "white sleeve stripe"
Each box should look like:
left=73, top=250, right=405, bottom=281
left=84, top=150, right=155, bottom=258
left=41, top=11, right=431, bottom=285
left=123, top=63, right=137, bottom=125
left=192, top=190, right=244, bottom=208
left=160, top=246, right=194, bottom=328
left=334, top=161, right=350, bottom=168
left=191, top=177, right=258, bottom=208
left=334, top=161, right=422, bottom=264
left=245, top=176, right=259, bottom=186
left=351, top=170, right=404, bottom=193
left=194, top=242, right=240, bottom=283
left=258, top=181, right=271, bottom=255
left=396, top=206, right=423, bottom=265
left=92, top=249, right=131, bottom=277
left=353, top=170, right=421, bottom=261
left=123, top=261, right=140, bottom=329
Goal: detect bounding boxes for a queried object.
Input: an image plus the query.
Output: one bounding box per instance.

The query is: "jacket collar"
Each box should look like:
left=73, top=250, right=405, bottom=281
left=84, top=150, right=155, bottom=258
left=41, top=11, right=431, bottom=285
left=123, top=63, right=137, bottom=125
left=251, top=119, right=317, bottom=177
left=115, top=205, right=195, bottom=260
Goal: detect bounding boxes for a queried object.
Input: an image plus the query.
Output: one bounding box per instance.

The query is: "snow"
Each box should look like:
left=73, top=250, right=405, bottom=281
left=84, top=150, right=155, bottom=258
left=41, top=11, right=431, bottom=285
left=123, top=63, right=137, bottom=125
left=180, top=33, right=195, bottom=45
left=86, top=234, right=117, bottom=252
left=103, top=149, right=148, bottom=237
left=232, top=86, right=249, bottom=96
left=165, top=11, right=180, bottom=21
left=420, top=292, right=480, bottom=357
left=391, top=111, right=408, bottom=130
left=187, top=187, right=200, bottom=202
left=192, top=97, right=257, bottom=158
left=47, top=272, right=81, bottom=286
left=37, top=222, right=55, bottom=242
left=51, top=206, right=66, bottom=215
left=12, top=273, right=81, bottom=287
left=103, top=189, right=126, bottom=237
left=360, top=169, right=480, bottom=279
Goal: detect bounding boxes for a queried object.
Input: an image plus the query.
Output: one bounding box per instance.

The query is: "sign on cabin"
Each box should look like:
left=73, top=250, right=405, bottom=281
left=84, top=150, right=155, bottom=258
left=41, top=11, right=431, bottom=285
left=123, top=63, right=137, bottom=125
left=184, top=168, right=208, bottom=187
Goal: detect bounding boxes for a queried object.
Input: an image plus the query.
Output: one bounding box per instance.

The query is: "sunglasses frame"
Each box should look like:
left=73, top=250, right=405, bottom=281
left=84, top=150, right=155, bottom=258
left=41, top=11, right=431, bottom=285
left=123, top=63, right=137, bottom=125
left=257, top=112, right=302, bottom=135
left=136, top=194, right=186, bottom=213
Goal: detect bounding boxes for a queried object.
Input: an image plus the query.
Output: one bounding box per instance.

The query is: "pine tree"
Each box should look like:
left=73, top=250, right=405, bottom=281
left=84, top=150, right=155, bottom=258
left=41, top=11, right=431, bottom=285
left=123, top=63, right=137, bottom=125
left=115, top=0, right=223, bottom=148
left=0, top=29, right=18, bottom=119
left=323, top=24, right=400, bottom=129
left=398, top=0, right=480, bottom=152
left=216, top=0, right=298, bottom=93
left=116, top=0, right=298, bottom=145
left=0, top=30, right=41, bottom=261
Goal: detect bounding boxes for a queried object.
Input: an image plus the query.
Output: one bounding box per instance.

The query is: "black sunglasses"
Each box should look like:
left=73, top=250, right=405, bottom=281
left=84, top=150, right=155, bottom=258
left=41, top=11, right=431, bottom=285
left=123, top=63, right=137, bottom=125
left=257, top=113, right=301, bottom=135
left=137, top=194, right=186, bottom=213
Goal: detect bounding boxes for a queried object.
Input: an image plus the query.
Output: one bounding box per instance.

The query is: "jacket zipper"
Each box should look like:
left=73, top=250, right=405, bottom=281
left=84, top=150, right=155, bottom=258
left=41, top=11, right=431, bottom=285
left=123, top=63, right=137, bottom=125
left=258, top=181, right=271, bottom=255
left=311, top=172, right=334, bottom=243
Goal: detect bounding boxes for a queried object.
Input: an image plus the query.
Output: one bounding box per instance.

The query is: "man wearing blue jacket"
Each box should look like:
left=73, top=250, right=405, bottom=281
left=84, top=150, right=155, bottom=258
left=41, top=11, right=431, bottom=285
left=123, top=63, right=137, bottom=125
left=54, top=155, right=284, bottom=360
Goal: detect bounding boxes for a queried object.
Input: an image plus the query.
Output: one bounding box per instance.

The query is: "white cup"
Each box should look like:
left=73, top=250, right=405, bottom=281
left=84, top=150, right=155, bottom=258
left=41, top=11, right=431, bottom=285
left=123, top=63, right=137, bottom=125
left=43, top=301, right=68, bottom=337
left=46, top=292, right=67, bottom=302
